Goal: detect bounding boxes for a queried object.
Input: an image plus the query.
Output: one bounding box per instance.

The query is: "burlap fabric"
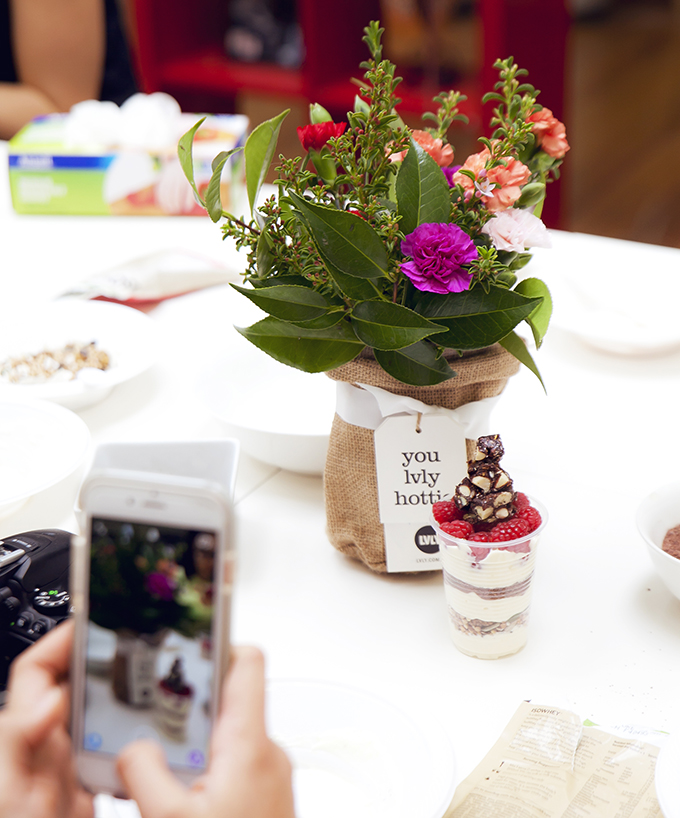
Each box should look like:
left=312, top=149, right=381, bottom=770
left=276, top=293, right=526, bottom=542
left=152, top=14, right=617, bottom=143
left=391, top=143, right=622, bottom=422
left=323, top=345, right=520, bottom=573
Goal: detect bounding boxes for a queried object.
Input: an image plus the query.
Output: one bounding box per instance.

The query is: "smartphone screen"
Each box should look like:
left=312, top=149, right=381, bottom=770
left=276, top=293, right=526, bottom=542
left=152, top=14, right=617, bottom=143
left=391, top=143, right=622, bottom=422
left=81, top=517, right=218, bottom=772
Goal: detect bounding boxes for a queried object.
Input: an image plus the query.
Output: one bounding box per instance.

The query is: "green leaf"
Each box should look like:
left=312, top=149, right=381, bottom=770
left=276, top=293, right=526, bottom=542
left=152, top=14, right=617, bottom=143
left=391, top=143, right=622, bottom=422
left=327, top=267, right=382, bottom=300
left=230, top=283, right=329, bottom=322
left=204, top=148, right=243, bottom=222
left=516, top=182, right=545, bottom=209
left=288, top=191, right=389, bottom=279
left=236, top=317, right=363, bottom=372
left=288, top=310, right=346, bottom=330
left=514, top=277, right=552, bottom=347
left=499, top=331, right=546, bottom=392
left=410, top=287, right=542, bottom=349
left=245, top=110, right=290, bottom=215
left=396, top=139, right=451, bottom=236
left=255, top=230, right=275, bottom=279
left=251, top=274, right=313, bottom=289
left=351, top=301, right=446, bottom=350
left=374, top=342, right=456, bottom=386
left=177, top=117, right=207, bottom=205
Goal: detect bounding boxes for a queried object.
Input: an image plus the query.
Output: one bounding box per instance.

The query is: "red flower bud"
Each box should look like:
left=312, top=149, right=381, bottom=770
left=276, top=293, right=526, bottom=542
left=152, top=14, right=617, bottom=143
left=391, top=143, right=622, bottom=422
left=297, top=121, right=347, bottom=153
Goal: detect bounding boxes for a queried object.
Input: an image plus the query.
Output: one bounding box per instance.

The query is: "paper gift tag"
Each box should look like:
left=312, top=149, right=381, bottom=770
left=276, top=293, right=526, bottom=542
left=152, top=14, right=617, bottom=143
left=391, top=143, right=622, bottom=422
left=374, top=413, right=468, bottom=572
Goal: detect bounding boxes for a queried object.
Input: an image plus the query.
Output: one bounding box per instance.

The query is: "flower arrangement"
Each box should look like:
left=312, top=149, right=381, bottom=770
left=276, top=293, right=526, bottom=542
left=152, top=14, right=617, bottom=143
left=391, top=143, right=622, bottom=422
left=89, top=521, right=213, bottom=638
left=179, top=21, right=568, bottom=387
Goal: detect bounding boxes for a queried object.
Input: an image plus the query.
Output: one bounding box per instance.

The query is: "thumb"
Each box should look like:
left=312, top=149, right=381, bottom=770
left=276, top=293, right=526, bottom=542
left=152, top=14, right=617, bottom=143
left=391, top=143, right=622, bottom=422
left=117, top=740, right=190, bottom=818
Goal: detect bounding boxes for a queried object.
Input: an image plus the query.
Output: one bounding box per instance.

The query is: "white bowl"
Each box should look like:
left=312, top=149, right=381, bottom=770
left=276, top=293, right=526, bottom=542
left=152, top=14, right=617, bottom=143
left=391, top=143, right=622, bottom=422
left=0, top=300, right=159, bottom=411
left=636, top=482, right=680, bottom=600
left=196, top=352, right=336, bottom=476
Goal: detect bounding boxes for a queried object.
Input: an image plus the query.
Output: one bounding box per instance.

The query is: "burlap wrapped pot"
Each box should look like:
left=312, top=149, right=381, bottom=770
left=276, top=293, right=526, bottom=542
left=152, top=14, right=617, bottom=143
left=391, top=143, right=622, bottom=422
left=324, top=344, right=520, bottom=573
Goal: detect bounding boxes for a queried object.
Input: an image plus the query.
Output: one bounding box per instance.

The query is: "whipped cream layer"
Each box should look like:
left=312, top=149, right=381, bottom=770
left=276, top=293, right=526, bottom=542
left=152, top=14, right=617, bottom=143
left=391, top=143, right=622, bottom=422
left=439, top=539, right=539, bottom=659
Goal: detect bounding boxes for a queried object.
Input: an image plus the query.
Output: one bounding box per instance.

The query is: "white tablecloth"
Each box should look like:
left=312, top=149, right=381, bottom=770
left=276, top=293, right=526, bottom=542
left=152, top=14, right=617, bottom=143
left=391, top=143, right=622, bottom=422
left=2, top=142, right=680, bottom=805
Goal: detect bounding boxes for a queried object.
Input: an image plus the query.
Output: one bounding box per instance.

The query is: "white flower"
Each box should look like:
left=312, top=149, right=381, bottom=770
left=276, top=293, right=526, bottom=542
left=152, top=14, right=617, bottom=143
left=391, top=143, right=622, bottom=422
left=481, top=208, right=551, bottom=253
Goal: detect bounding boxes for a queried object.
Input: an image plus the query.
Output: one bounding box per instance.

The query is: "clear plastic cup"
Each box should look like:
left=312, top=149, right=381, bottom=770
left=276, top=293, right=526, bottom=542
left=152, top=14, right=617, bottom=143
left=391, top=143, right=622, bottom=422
left=434, top=498, right=548, bottom=659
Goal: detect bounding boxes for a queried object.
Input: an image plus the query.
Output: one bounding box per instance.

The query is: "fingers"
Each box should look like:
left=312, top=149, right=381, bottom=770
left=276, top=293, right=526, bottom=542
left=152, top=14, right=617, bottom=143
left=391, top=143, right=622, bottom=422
left=117, top=739, right=190, bottom=818
left=7, top=620, right=74, bottom=714
left=210, top=646, right=267, bottom=760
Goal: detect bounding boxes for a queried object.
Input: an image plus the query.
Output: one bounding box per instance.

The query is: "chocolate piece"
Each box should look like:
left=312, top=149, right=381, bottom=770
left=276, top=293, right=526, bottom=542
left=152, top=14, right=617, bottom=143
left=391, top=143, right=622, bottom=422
left=455, top=434, right=516, bottom=523
left=454, top=477, right=478, bottom=508
left=472, top=434, right=504, bottom=463
left=467, top=462, right=513, bottom=493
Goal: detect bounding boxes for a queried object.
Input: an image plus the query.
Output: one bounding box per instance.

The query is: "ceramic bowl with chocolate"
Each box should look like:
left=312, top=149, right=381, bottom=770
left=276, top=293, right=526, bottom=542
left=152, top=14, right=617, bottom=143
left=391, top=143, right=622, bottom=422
left=636, top=482, right=680, bottom=601
left=432, top=435, right=548, bottom=659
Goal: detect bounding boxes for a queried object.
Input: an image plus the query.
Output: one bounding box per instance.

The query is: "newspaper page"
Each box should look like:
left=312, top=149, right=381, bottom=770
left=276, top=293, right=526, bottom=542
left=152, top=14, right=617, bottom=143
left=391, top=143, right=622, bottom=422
left=444, top=702, right=662, bottom=818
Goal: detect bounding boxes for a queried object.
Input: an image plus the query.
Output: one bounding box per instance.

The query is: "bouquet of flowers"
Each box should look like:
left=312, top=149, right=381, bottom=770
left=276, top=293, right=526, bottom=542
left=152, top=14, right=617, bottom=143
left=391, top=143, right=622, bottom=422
left=89, top=523, right=213, bottom=638
left=179, top=21, right=568, bottom=387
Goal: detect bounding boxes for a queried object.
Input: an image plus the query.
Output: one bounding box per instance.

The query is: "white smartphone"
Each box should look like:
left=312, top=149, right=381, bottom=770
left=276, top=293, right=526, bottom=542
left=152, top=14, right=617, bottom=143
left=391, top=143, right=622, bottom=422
left=70, top=472, right=233, bottom=796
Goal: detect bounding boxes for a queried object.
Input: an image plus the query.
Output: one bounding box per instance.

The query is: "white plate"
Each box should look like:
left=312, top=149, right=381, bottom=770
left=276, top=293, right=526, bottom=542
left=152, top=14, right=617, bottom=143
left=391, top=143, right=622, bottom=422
left=0, top=300, right=158, bottom=410
left=527, top=232, right=680, bottom=355
left=267, top=679, right=457, bottom=818
left=0, top=398, right=91, bottom=517
left=656, top=730, right=680, bottom=818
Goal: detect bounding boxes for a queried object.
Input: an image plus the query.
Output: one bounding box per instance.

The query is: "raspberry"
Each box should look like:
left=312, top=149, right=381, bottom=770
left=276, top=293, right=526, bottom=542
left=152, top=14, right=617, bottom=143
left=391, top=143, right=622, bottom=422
left=441, top=520, right=474, bottom=539
left=489, top=518, right=531, bottom=543
left=469, top=546, right=490, bottom=561
left=517, top=506, right=542, bottom=532
left=515, top=492, right=531, bottom=509
left=432, top=500, right=463, bottom=524
left=469, top=531, right=491, bottom=542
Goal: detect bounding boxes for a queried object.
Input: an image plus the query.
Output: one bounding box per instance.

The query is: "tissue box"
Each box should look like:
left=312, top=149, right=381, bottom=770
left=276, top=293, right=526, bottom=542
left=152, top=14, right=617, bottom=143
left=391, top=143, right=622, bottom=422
left=8, top=113, right=248, bottom=216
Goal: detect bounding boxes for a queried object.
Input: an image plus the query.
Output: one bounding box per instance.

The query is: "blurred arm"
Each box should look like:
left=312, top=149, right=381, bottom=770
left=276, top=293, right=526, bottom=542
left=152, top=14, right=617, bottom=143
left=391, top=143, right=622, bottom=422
left=0, top=0, right=105, bottom=138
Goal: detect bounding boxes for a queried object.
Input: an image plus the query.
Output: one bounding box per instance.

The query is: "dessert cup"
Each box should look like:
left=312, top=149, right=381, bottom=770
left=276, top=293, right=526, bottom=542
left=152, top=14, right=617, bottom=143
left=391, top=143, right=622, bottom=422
left=434, top=498, right=548, bottom=659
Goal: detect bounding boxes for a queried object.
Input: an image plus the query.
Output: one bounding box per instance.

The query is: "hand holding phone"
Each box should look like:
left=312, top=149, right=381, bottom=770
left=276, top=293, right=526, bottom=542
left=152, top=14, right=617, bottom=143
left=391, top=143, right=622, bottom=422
left=71, top=473, right=233, bottom=796
left=117, top=646, right=296, bottom=818
left=0, top=621, right=94, bottom=818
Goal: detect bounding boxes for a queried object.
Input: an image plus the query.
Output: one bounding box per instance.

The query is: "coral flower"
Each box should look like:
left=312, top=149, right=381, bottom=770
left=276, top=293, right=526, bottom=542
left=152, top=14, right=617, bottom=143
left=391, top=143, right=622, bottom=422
left=452, top=149, right=531, bottom=212
left=400, top=222, right=478, bottom=294
left=390, top=130, right=454, bottom=167
left=297, top=121, right=347, bottom=152
left=526, top=108, right=570, bottom=159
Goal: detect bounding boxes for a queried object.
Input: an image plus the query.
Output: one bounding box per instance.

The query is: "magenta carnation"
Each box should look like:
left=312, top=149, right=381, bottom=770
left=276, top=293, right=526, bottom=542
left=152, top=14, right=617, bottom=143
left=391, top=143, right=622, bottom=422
left=400, top=222, right=478, bottom=294
left=145, top=572, right=175, bottom=601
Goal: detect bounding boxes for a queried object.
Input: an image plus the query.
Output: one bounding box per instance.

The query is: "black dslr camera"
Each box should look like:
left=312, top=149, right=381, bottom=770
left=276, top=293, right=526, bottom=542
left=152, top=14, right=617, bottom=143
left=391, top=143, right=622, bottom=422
left=0, top=529, right=72, bottom=704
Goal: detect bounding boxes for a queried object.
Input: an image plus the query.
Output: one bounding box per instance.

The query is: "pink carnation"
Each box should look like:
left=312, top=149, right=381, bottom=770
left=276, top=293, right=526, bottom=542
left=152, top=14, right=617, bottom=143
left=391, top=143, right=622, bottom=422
left=390, top=130, right=454, bottom=168
left=481, top=209, right=551, bottom=253
left=400, top=222, right=478, bottom=294
left=451, top=149, right=531, bottom=212
left=527, top=108, right=570, bottom=159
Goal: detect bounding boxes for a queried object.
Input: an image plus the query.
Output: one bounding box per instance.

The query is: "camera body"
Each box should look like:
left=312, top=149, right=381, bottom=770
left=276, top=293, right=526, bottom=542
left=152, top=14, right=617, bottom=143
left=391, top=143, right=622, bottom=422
left=0, top=529, right=72, bottom=701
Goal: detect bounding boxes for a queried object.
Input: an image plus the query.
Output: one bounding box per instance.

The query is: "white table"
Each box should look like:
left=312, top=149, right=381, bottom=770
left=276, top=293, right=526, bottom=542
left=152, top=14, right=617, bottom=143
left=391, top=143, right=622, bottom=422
left=2, top=142, right=680, bottom=808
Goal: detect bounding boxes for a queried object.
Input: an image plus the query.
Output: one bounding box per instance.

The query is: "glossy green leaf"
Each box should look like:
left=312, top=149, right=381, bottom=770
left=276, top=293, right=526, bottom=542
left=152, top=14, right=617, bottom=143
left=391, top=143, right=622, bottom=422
left=516, top=182, right=545, bottom=209
left=177, top=117, right=207, bottom=205
left=326, top=267, right=382, bottom=300
left=374, top=342, right=456, bottom=386
left=499, top=331, right=546, bottom=392
left=231, top=284, right=329, bottom=322
left=205, top=148, right=243, bottom=222
left=410, top=287, right=542, bottom=349
left=287, top=191, right=389, bottom=279
left=288, top=310, right=346, bottom=330
left=251, top=274, right=313, bottom=289
left=351, top=301, right=446, bottom=350
left=514, top=277, right=552, bottom=347
left=245, top=110, right=290, bottom=214
left=255, top=231, right=275, bottom=279
left=236, top=317, right=363, bottom=372
left=396, top=139, right=451, bottom=236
